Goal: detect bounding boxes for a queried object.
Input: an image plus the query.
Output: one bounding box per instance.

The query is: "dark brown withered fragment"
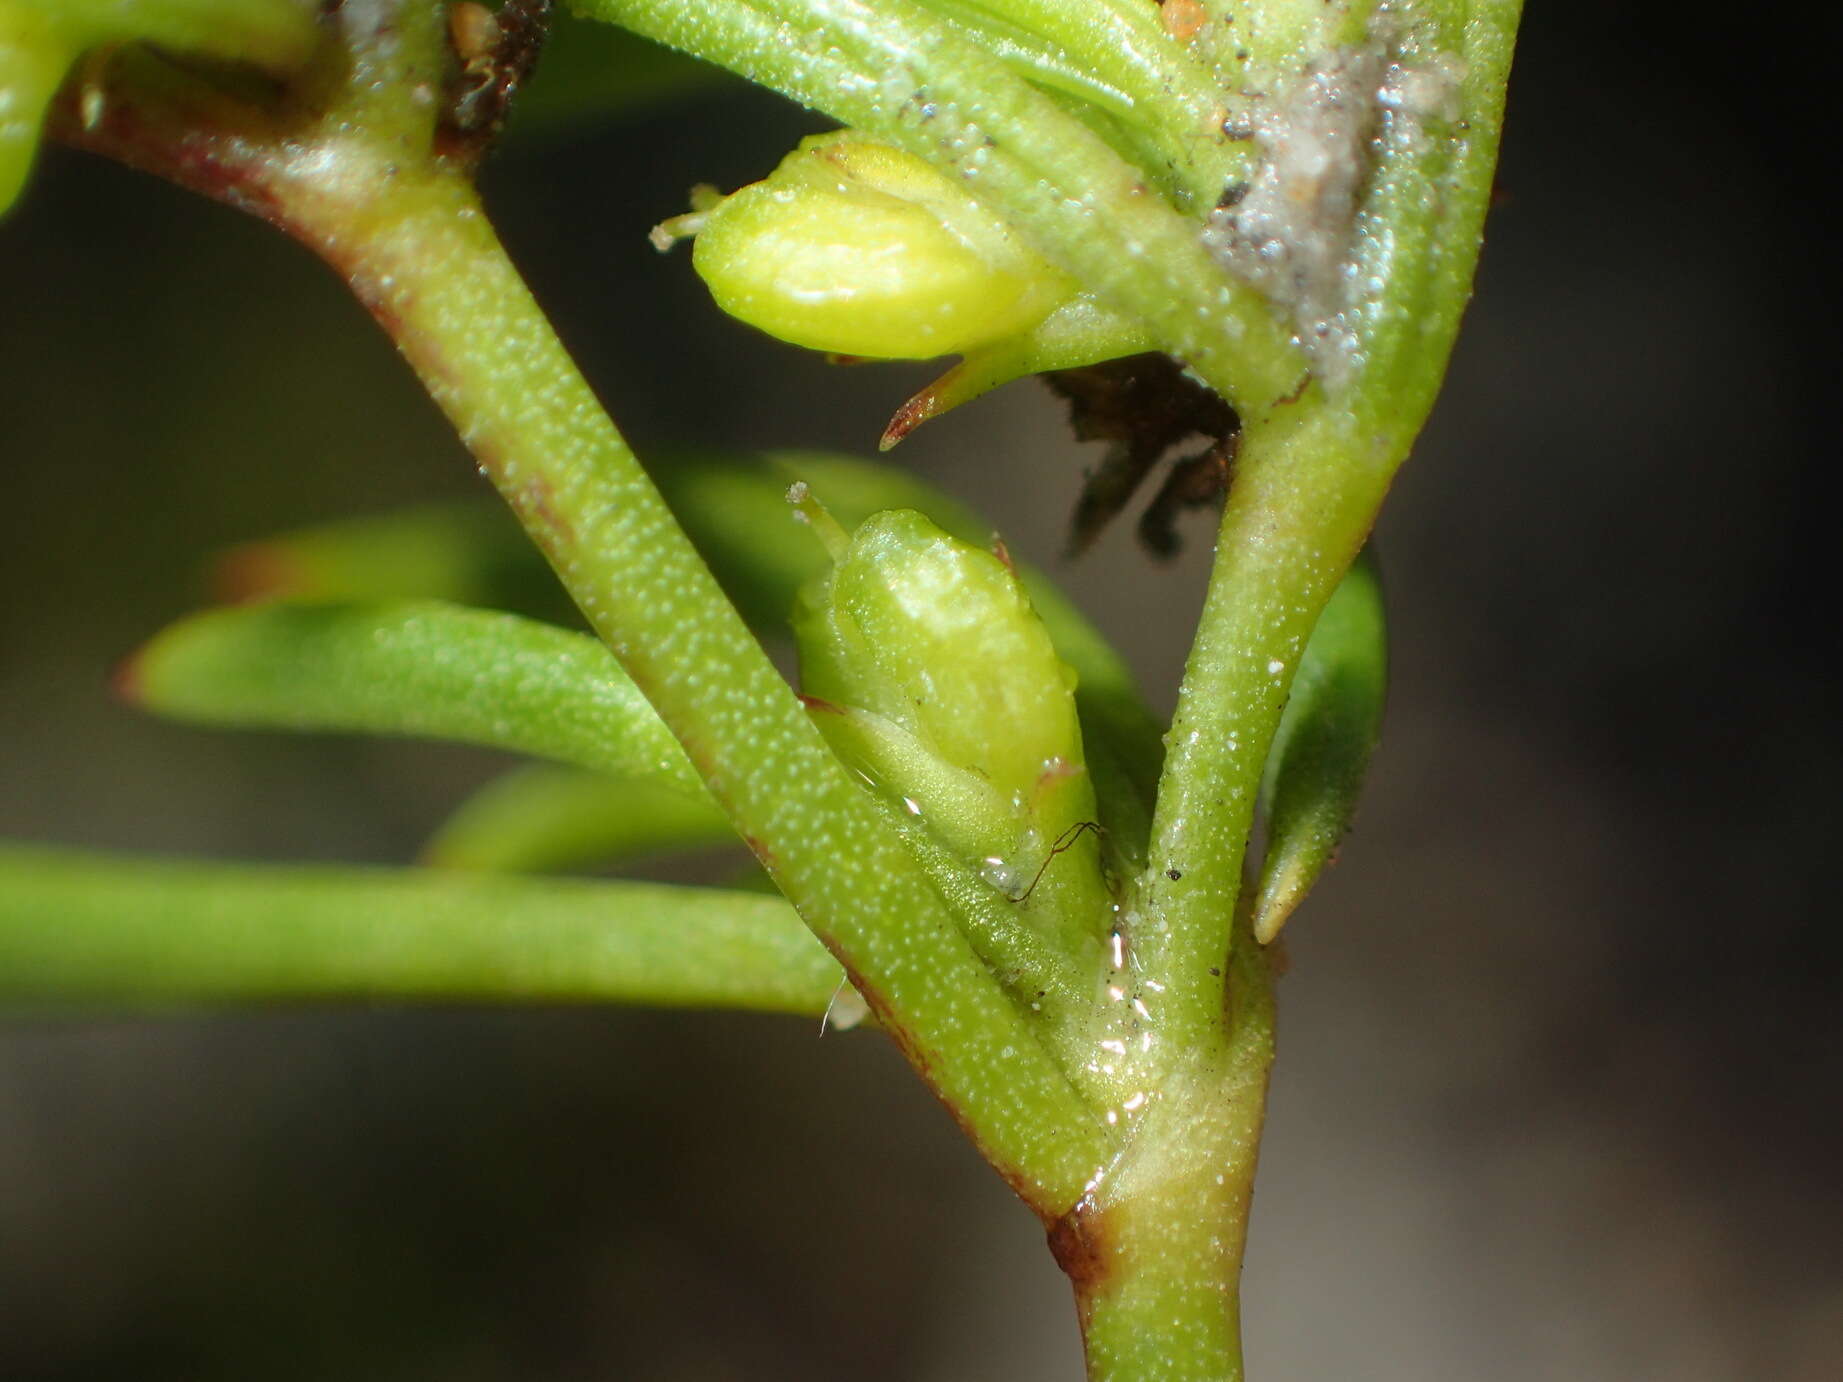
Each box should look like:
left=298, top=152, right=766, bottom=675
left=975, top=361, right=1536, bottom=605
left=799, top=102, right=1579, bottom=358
left=1041, top=353, right=1239, bottom=558
left=1137, top=434, right=1239, bottom=558
left=441, top=0, right=553, bottom=158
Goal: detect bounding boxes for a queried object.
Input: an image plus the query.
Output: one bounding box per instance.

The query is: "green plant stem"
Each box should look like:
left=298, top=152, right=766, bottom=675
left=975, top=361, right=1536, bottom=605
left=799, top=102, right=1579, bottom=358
left=1133, top=403, right=1377, bottom=1049
left=1135, top=0, right=1523, bottom=1051
left=53, top=0, right=1113, bottom=1213
left=1070, top=929, right=1276, bottom=1382
left=1082, top=19, right=1522, bottom=1361
left=0, top=843, right=844, bottom=1014
left=323, top=171, right=1111, bottom=1206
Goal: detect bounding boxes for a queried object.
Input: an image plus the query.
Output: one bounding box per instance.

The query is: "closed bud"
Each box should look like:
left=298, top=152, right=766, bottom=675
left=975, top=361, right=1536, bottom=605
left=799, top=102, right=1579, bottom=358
left=793, top=508, right=1096, bottom=890
left=677, top=131, right=1078, bottom=361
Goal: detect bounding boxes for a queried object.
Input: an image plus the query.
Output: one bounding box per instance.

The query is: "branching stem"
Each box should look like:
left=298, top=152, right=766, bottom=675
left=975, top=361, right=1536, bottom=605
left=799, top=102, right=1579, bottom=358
left=33, top=1, right=1527, bottom=1375
left=52, top=0, right=1114, bottom=1215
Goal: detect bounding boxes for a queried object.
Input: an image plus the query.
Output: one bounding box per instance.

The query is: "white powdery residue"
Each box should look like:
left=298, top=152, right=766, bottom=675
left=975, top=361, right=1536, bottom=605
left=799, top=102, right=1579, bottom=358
left=1204, top=0, right=1470, bottom=394
left=1202, top=42, right=1388, bottom=392
left=1380, top=51, right=1468, bottom=128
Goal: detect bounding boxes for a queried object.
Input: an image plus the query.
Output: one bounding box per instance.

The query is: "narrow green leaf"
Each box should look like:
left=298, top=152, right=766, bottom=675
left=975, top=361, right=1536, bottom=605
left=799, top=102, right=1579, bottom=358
left=905, top=0, right=1140, bottom=124
left=912, top=0, right=1224, bottom=154
left=423, top=764, right=736, bottom=873
left=207, top=449, right=1159, bottom=805
left=123, top=599, right=710, bottom=800
left=1252, top=550, right=1387, bottom=943
left=212, top=500, right=578, bottom=625
left=0, top=842, right=845, bottom=1016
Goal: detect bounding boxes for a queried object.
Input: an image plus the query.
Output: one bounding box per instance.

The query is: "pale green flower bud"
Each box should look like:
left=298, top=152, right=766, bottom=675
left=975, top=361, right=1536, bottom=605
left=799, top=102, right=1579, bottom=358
left=793, top=506, right=1097, bottom=896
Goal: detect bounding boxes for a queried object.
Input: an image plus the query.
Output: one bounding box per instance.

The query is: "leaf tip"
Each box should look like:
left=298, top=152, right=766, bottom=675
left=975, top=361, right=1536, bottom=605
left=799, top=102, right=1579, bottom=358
left=210, top=541, right=305, bottom=603
left=1251, top=863, right=1308, bottom=946
left=108, top=648, right=148, bottom=707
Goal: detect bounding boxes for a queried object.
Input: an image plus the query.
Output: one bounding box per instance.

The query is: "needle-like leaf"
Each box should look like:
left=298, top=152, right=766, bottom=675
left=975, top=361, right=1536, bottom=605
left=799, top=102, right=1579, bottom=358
left=0, top=842, right=843, bottom=1015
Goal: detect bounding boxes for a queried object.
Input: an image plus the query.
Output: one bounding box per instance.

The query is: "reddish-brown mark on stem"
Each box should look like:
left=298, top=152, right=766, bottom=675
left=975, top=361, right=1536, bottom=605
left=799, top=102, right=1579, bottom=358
left=514, top=474, right=576, bottom=547
left=1047, top=1189, right=1117, bottom=1304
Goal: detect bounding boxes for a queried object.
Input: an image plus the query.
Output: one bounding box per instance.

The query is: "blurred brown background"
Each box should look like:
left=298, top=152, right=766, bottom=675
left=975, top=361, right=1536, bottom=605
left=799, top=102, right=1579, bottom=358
left=2, top=7, right=1839, bottom=1379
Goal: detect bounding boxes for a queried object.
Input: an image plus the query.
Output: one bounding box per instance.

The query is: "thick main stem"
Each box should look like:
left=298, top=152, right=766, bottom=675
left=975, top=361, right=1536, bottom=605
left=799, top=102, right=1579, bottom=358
left=1133, top=404, right=1389, bottom=1051
left=1063, top=931, right=1277, bottom=1382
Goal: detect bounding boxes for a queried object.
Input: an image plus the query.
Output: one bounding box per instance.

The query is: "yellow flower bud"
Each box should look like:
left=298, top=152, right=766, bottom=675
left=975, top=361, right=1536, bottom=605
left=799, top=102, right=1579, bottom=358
left=684, top=131, right=1078, bottom=360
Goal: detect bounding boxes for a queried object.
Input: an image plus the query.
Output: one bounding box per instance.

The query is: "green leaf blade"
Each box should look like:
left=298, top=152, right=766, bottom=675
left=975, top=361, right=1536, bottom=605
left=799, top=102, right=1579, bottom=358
left=0, top=843, right=845, bottom=1016
left=1253, top=549, right=1387, bottom=943
left=212, top=500, right=577, bottom=624
left=123, top=599, right=710, bottom=799
left=424, top=765, right=736, bottom=873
